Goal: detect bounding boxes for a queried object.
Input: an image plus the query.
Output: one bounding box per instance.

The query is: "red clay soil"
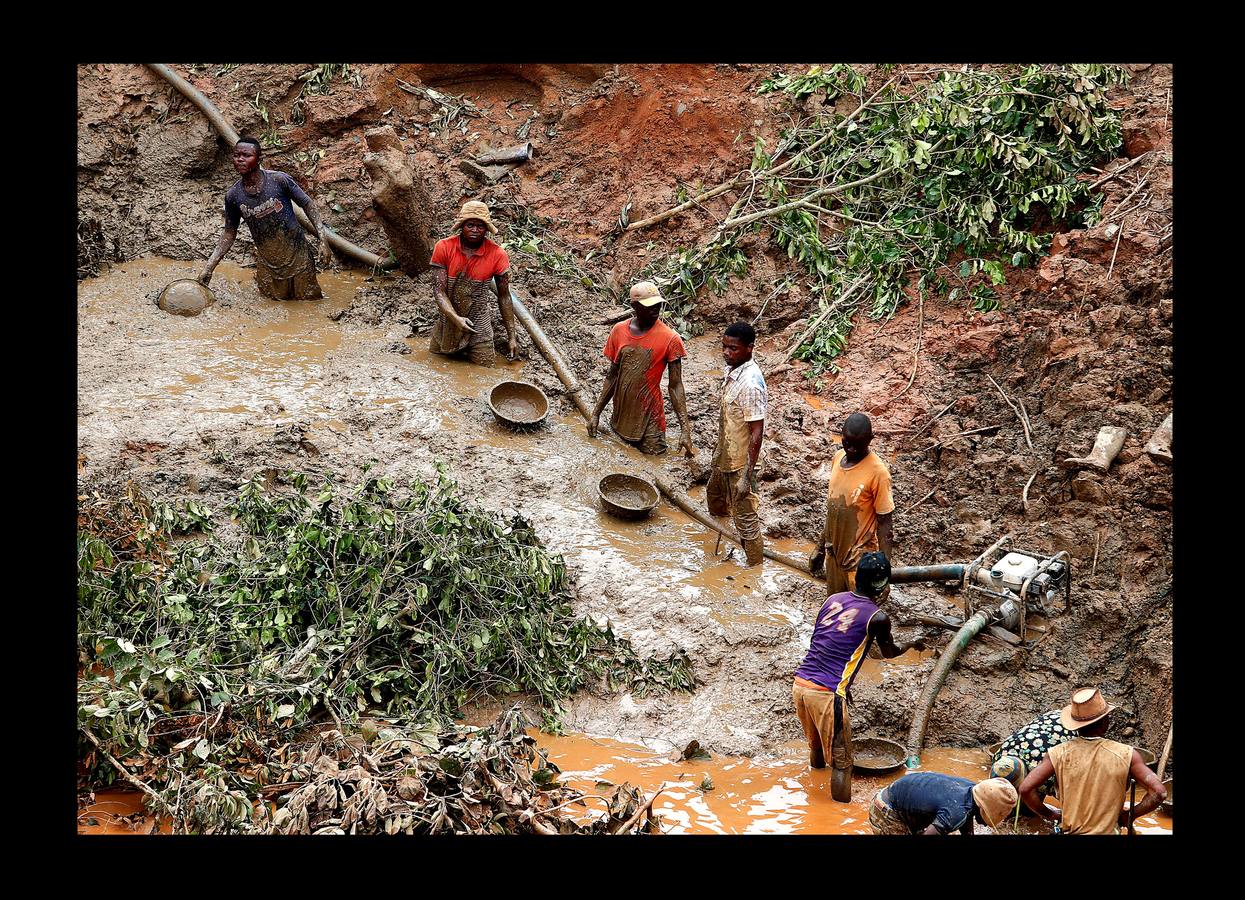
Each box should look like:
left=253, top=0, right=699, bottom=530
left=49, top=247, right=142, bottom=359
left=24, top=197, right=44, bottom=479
left=76, top=63, right=1172, bottom=763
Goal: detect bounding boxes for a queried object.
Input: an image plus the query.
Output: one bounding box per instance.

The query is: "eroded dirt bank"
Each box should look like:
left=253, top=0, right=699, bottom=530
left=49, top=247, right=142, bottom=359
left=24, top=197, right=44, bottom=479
left=78, top=63, right=1172, bottom=775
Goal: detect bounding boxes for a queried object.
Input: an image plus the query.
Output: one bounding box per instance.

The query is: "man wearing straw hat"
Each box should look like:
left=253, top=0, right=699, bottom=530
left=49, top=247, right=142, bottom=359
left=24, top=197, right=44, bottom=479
left=588, top=281, right=692, bottom=456
left=869, top=773, right=1017, bottom=835
left=1019, top=687, right=1166, bottom=834
left=428, top=200, right=517, bottom=366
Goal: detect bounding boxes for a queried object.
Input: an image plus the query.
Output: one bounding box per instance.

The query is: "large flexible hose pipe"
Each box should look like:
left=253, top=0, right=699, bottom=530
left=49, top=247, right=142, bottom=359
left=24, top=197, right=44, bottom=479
left=510, top=292, right=814, bottom=577
left=904, top=610, right=989, bottom=768
left=145, top=64, right=397, bottom=272
left=890, top=564, right=966, bottom=585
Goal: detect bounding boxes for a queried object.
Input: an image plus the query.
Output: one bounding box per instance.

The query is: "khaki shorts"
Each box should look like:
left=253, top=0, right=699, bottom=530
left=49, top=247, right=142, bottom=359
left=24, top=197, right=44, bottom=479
left=792, top=680, right=853, bottom=772
left=707, top=467, right=761, bottom=540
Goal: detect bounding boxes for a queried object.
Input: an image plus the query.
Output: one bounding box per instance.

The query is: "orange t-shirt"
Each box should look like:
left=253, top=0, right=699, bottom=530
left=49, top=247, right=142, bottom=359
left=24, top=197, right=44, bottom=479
left=822, top=449, right=895, bottom=570
left=602, top=319, right=687, bottom=438
left=429, top=236, right=510, bottom=282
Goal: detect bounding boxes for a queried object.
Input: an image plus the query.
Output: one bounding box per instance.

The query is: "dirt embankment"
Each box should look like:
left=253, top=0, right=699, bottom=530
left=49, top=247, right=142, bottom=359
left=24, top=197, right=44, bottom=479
left=77, top=63, right=1172, bottom=763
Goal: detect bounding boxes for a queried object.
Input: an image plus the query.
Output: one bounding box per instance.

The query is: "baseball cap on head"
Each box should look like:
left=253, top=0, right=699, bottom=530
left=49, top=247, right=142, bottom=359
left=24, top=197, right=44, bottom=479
left=629, top=281, right=665, bottom=307
left=855, top=551, right=891, bottom=596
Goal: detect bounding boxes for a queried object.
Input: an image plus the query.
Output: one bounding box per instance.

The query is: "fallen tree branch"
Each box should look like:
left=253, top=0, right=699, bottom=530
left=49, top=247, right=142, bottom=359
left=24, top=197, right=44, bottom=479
left=906, top=399, right=958, bottom=439
left=901, top=487, right=937, bottom=515
left=613, top=784, right=671, bottom=834
left=1103, top=223, right=1125, bottom=283
left=79, top=725, right=172, bottom=815
left=783, top=274, right=870, bottom=363
left=872, top=291, right=923, bottom=411
left=624, top=76, right=898, bottom=234
left=1088, top=152, right=1150, bottom=190
left=1022, top=468, right=1039, bottom=513
left=925, top=424, right=1000, bottom=450
left=985, top=373, right=1032, bottom=450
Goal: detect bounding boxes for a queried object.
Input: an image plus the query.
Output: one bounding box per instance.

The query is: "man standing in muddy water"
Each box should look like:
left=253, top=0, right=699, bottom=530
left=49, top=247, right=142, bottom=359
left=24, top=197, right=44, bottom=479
left=428, top=200, right=517, bottom=367
left=588, top=281, right=692, bottom=456
left=810, top=412, right=894, bottom=593
left=793, top=552, right=923, bottom=802
left=707, top=321, right=766, bottom=566
left=200, top=137, right=333, bottom=300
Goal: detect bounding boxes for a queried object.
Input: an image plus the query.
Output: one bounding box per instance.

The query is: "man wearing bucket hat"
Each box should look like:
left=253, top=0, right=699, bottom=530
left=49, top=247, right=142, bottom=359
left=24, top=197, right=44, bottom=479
left=792, top=551, right=925, bottom=802
left=869, top=774, right=1017, bottom=835
left=1019, top=687, right=1166, bottom=834
left=200, top=136, right=334, bottom=300
left=428, top=200, right=517, bottom=367
left=589, top=281, right=692, bottom=456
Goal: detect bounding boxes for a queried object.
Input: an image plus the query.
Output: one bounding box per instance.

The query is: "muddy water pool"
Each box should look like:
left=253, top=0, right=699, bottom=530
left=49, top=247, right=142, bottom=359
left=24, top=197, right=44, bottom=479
left=533, top=731, right=1171, bottom=835
left=79, top=258, right=1170, bottom=835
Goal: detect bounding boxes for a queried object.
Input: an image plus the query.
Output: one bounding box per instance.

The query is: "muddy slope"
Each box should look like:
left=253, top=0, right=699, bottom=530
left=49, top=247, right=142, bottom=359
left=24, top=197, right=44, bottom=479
left=77, top=64, right=1172, bottom=763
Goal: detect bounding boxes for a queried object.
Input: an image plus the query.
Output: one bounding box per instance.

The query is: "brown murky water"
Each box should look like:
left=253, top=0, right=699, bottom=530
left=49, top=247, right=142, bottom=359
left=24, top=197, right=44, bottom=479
left=78, top=258, right=1170, bottom=835
left=531, top=731, right=1171, bottom=834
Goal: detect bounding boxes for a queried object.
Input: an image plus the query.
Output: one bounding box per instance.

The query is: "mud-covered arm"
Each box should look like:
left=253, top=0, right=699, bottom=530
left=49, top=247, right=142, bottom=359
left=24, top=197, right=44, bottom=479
left=1019, top=756, right=1060, bottom=822
left=590, top=359, right=621, bottom=437
left=496, top=274, right=517, bottom=358
left=431, top=267, right=474, bottom=332
left=867, top=610, right=919, bottom=658
left=746, top=419, right=764, bottom=475
left=1121, top=750, right=1167, bottom=825
left=200, top=225, right=237, bottom=284
left=284, top=174, right=333, bottom=265
left=667, top=359, right=693, bottom=453
left=877, top=512, right=894, bottom=560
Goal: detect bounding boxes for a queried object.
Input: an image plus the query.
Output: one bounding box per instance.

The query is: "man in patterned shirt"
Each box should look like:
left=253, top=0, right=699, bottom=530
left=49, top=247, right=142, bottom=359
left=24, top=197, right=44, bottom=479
left=707, top=321, right=767, bottom=566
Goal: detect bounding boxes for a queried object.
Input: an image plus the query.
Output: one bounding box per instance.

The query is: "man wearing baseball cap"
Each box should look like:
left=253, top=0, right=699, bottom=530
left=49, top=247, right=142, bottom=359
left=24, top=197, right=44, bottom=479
left=589, top=281, right=692, bottom=456
left=428, top=200, right=517, bottom=366
left=1019, top=687, right=1166, bottom=834
left=869, top=774, right=1017, bottom=835
left=792, top=551, right=925, bottom=802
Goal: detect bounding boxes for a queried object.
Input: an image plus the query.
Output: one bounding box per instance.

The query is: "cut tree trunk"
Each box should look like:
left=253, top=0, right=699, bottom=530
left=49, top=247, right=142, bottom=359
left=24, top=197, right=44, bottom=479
left=362, top=126, right=435, bottom=277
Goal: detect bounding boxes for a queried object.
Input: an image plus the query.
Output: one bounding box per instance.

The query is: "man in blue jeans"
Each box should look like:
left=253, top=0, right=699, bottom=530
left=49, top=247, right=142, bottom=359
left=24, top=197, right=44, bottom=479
left=870, top=773, right=1017, bottom=835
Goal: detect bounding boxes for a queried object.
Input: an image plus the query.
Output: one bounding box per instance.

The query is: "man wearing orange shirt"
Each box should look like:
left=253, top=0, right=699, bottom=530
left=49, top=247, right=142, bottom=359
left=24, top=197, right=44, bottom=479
left=588, top=281, right=692, bottom=456
left=809, top=412, right=895, bottom=593
left=428, top=200, right=517, bottom=367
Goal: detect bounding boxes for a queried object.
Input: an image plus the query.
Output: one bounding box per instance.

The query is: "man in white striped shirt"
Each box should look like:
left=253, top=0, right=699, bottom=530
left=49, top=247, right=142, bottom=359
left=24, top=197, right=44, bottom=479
left=707, top=321, right=767, bottom=566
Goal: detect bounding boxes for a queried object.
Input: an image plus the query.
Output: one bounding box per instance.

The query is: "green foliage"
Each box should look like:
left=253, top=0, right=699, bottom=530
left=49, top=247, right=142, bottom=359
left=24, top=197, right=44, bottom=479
left=495, top=201, right=603, bottom=291
left=638, top=235, right=751, bottom=335
left=78, top=470, right=692, bottom=832
left=653, top=64, right=1128, bottom=371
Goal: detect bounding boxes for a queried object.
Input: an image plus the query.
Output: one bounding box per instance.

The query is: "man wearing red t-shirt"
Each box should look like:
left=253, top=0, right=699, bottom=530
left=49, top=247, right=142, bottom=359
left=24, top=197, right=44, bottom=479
left=588, top=281, right=692, bottom=455
left=428, top=200, right=516, bottom=367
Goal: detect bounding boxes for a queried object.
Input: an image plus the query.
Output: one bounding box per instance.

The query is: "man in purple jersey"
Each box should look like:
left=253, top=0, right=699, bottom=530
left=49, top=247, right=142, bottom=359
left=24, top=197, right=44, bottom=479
left=792, top=551, right=924, bottom=802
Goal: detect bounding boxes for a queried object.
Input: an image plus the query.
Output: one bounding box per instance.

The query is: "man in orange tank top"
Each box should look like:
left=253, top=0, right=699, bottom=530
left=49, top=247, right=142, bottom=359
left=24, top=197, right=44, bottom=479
left=1019, top=687, right=1166, bottom=834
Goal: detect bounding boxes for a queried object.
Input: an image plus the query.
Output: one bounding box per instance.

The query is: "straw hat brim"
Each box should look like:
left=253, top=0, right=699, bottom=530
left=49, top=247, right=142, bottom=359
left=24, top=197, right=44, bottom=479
left=1059, top=701, right=1115, bottom=732
left=453, top=216, right=497, bottom=235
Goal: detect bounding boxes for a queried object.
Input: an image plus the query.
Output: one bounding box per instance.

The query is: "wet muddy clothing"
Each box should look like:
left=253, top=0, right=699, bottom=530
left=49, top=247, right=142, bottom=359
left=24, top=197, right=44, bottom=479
left=428, top=236, right=510, bottom=367
left=1047, top=736, right=1133, bottom=835
left=875, top=773, right=976, bottom=835
left=819, top=450, right=894, bottom=588
left=224, top=169, right=323, bottom=300
left=711, top=359, right=767, bottom=472
left=602, top=319, right=687, bottom=445
left=707, top=467, right=761, bottom=542
left=621, top=412, right=669, bottom=455
left=869, top=791, right=915, bottom=835
left=792, top=680, right=853, bottom=773
left=994, top=710, right=1072, bottom=801
left=794, top=590, right=880, bottom=699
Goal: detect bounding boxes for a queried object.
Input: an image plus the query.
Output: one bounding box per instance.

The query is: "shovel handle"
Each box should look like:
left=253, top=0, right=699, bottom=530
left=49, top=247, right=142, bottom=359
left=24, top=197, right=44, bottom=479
left=1127, top=778, right=1137, bottom=835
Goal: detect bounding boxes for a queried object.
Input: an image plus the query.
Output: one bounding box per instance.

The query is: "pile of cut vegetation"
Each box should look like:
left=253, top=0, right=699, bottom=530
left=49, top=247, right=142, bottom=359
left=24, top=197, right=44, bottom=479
left=77, top=468, right=691, bottom=833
